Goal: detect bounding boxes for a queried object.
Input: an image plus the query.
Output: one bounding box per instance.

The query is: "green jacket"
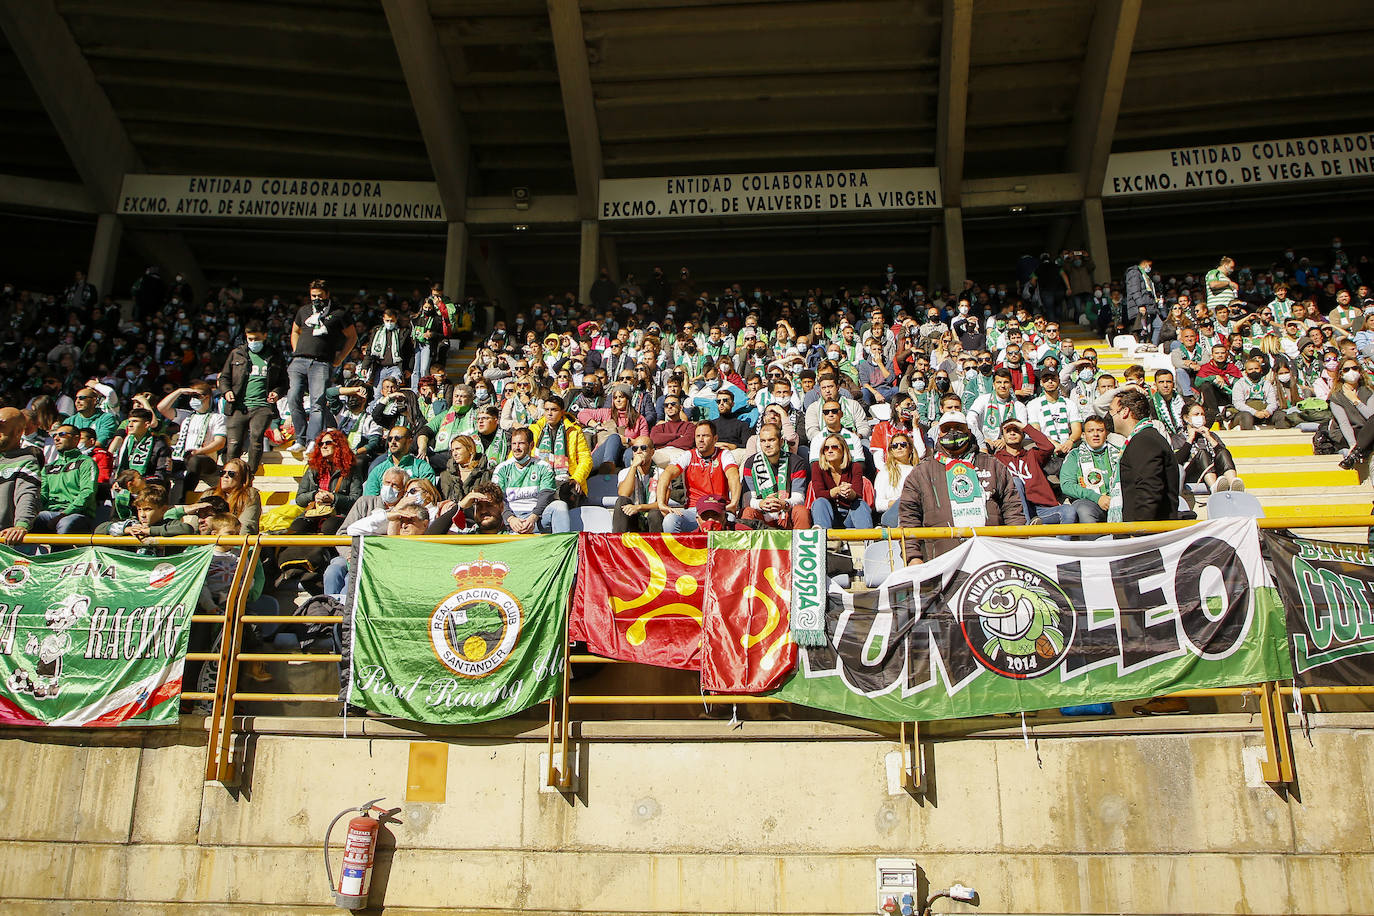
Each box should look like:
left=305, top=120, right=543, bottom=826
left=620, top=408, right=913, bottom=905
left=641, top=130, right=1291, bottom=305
left=1060, top=441, right=1121, bottom=503
left=41, top=449, right=98, bottom=515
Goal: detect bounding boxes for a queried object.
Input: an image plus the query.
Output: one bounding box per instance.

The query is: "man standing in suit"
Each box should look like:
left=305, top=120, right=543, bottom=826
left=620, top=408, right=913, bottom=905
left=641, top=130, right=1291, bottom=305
left=1110, top=387, right=1178, bottom=522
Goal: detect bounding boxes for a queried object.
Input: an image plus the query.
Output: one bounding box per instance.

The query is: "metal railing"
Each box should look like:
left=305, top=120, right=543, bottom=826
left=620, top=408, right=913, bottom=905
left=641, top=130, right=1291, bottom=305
left=21, top=514, right=1374, bottom=789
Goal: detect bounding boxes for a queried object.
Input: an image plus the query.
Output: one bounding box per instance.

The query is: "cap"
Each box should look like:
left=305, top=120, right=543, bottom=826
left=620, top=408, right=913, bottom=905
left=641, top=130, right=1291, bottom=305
left=934, top=411, right=969, bottom=434
left=695, top=496, right=726, bottom=516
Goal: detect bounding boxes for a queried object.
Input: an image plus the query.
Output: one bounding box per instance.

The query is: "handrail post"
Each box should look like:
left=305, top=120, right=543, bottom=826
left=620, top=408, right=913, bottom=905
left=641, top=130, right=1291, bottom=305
left=203, top=536, right=257, bottom=782
left=212, top=536, right=264, bottom=785
left=1258, top=680, right=1296, bottom=785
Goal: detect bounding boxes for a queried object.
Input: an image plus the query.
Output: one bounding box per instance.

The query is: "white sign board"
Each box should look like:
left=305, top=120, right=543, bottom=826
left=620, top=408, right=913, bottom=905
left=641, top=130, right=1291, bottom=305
left=599, top=167, right=941, bottom=220
left=117, top=175, right=446, bottom=221
left=1103, top=131, right=1374, bottom=197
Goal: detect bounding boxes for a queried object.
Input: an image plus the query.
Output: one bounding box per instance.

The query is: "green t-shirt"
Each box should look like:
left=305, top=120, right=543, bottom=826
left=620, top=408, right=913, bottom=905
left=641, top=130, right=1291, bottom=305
left=244, top=351, right=270, bottom=409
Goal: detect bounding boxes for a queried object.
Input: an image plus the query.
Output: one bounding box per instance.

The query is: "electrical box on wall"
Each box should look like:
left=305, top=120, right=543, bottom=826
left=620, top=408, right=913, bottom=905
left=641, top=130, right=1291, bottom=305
left=875, top=857, right=918, bottom=915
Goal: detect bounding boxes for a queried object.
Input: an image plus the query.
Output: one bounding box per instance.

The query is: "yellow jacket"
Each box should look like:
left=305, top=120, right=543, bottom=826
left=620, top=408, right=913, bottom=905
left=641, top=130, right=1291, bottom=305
left=528, top=415, right=592, bottom=491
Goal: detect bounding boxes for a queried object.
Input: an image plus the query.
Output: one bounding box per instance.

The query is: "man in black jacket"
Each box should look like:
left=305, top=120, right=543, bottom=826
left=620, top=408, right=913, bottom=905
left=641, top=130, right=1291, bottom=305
left=219, top=320, right=287, bottom=472
left=1110, top=387, right=1178, bottom=522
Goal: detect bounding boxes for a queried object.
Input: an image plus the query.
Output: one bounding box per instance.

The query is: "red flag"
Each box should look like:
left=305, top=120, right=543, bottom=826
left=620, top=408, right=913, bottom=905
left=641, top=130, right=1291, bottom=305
left=700, top=530, right=797, bottom=693
left=570, top=533, right=707, bottom=669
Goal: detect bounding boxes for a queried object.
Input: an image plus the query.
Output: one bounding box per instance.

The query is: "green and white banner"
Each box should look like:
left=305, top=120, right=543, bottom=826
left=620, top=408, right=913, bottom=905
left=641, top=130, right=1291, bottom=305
left=0, top=546, right=213, bottom=727
left=1263, top=531, right=1374, bottom=687
left=775, top=519, right=1292, bottom=720
left=348, top=536, right=578, bottom=723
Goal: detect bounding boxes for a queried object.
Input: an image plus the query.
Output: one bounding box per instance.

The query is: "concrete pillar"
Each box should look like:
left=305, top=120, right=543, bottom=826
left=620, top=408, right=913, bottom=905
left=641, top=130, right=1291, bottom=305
left=1082, top=197, right=1111, bottom=284
left=87, top=212, right=122, bottom=299
left=579, top=219, right=599, bottom=305
left=943, top=207, right=967, bottom=292
left=444, top=221, right=469, bottom=301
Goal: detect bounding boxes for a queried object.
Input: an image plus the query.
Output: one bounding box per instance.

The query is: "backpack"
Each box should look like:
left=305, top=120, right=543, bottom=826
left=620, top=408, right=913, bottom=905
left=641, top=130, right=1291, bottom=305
left=1312, top=423, right=1341, bottom=455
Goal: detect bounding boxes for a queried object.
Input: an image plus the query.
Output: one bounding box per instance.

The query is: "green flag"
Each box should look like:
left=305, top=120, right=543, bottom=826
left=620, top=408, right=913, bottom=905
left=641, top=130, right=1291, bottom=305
left=348, top=535, right=577, bottom=724
left=0, top=545, right=213, bottom=727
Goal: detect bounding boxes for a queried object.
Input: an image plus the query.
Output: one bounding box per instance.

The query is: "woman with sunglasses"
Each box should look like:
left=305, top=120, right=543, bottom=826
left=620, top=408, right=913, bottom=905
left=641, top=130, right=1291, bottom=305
left=807, top=434, right=873, bottom=531
left=1330, top=358, right=1374, bottom=469
left=206, top=458, right=262, bottom=534
left=291, top=429, right=363, bottom=526
left=578, top=383, right=648, bottom=473
left=873, top=433, right=917, bottom=527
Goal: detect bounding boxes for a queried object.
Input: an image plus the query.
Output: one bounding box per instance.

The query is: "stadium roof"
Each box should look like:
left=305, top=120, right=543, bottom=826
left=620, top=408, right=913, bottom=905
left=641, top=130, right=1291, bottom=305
left=3, top=0, right=1374, bottom=302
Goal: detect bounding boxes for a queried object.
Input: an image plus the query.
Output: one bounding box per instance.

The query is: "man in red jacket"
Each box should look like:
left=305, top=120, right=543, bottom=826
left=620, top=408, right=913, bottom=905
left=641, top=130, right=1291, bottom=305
left=649, top=394, right=696, bottom=467
left=993, top=419, right=1075, bottom=525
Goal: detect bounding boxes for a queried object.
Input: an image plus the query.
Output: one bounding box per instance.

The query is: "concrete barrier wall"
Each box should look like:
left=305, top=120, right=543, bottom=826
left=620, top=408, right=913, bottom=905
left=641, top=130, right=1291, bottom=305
left=0, top=714, right=1370, bottom=915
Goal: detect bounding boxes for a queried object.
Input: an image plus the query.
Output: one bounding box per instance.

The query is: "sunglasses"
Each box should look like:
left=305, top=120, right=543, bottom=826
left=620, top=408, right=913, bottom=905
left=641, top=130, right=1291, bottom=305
left=822, top=408, right=840, bottom=415
left=631, top=444, right=651, bottom=452
left=823, top=445, right=843, bottom=452
left=220, top=470, right=239, bottom=479
left=386, top=435, right=409, bottom=442
left=890, top=441, right=911, bottom=449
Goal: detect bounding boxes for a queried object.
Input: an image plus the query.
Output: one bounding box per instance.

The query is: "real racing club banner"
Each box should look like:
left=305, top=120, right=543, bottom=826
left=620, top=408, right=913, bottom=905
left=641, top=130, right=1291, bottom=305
left=348, top=536, right=577, bottom=724
left=1262, top=531, right=1374, bottom=688
left=0, top=545, right=214, bottom=727
left=775, top=519, right=1292, bottom=721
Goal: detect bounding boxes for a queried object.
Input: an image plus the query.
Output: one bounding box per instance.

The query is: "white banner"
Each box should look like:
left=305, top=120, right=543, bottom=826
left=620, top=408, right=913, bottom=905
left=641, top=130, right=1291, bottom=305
left=116, top=175, right=446, bottom=221
left=1103, top=131, right=1374, bottom=197
left=599, top=167, right=941, bottom=220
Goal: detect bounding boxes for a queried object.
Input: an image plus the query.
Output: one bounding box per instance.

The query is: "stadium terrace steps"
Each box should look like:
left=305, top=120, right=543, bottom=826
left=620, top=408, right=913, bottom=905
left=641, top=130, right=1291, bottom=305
left=226, top=339, right=1368, bottom=530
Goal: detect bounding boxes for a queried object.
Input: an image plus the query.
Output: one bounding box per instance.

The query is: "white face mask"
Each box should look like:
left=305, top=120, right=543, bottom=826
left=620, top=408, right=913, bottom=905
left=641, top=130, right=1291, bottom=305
left=1343, top=369, right=1363, bottom=383
left=1188, top=414, right=1206, bottom=429
left=380, top=484, right=400, bottom=503
left=1277, top=372, right=1292, bottom=383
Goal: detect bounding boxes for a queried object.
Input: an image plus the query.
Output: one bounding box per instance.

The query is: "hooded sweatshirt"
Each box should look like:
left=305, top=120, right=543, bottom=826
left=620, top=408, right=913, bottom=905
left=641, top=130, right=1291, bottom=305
left=0, top=450, right=42, bottom=530
left=41, top=449, right=98, bottom=515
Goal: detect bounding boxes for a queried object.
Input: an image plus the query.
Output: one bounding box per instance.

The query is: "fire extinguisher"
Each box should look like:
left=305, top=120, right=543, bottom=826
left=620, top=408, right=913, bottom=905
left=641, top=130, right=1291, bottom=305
left=324, top=797, right=391, bottom=909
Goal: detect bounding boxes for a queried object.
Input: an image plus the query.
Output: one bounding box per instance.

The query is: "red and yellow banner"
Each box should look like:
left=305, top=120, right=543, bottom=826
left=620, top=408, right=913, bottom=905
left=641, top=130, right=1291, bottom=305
left=701, top=530, right=797, bottom=693
left=571, top=533, right=707, bottom=670
left=571, top=531, right=798, bottom=691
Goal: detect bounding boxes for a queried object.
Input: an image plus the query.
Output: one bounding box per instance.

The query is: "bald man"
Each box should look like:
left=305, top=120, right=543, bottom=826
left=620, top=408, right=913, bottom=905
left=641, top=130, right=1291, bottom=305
left=0, top=408, right=41, bottom=544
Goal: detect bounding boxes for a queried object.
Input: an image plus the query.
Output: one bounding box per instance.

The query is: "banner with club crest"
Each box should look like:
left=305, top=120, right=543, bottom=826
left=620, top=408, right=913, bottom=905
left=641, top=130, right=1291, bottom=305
left=0, top=545, right=214, bottom=726
left=1263, top=530, right=1374, bottom=688
left=347, top=535, right=577, bottom=724
left=775, top=519, right=1292, bottom=720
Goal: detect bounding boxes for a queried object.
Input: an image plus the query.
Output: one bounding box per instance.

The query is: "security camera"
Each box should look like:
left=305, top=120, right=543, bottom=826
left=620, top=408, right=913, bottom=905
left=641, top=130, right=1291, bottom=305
left=512, top=187, right=531, bottom=211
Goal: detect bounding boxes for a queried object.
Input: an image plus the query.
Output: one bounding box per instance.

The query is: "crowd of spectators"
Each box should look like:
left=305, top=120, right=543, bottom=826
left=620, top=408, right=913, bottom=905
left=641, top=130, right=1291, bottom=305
left=0, top=239, right=1368, bottom=597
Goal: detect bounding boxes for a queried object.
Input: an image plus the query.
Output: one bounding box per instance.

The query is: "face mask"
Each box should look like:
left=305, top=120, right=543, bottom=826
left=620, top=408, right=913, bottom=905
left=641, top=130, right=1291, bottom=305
left=380, top=484, right=399, bottom=503
left=827, top=351, right=840, bottom=361
left=198, top=332, right=209, bottom=341
left=979, top=364, right=993, bottom=376
left=474, top=389, right=492, bottom=403
left=937, top=430, right=973, bottom=457
left=1343, top=369, right=1362, bottom=383
left=93, top=332, right=103, bottom=341
left=1246, top=370, right=1264, bottom=382
left=247, top=339, right=264, bottom=353
left=1277, top=372, right=1292, bottom=383
left=1324, top=360, right=1340, bottom=370
left=188, top=398, right=204, bottom=411
left=78, top=444, right=93, bottom=455
left=1189, top=414, right=1206, bottom=429
left=1080, top=369, right=1094, bottom=382
left=125, top=370, right=137, bottom=380
left=384, top=321, right=396, bottom=330
left=934, top=377, right=951, bottom=393
left=913, top=379, right=927, bottom=392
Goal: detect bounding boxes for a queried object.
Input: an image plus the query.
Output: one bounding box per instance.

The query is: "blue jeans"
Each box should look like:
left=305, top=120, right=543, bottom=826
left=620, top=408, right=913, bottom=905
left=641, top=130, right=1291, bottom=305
left=664, top=508, right=701, bottom=534
left=412, top=342, right=435, bottom=390
left=592, top=433, right=624, bottom=469
left=1069, top=497, right=1107, bottom=524
left=880, top=503, right=901, bottom=527
left=1034, top=503, right=1077, bottom=525
left=862, top=385, right=901, bottom=407
left=513, top=501, right=571, bottom=534
left=33, top=510, right=93, bottom=534
left=811, top=497, right=874, bottom=530
left=325, top=554, right=350, bottom=597
left=287, top=356, right=334, bottom=446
